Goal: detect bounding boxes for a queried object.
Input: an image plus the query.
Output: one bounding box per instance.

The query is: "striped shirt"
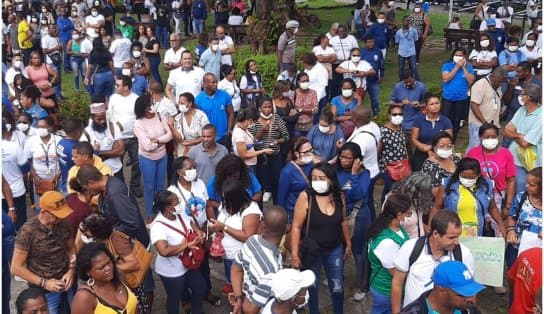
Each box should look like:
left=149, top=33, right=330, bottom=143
left=248, top=114, right=290, bottom=154
left=234, top=235, right=282, bottom=307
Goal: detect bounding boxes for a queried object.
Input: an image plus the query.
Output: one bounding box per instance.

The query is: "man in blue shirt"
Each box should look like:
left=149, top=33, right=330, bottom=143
left=390, top=71, right=427, bottom=132
left=196, top=73, right=234, bottom=148
left=57, top=118, right=83, bottom=193
left=56, top=6, right=74, bottom=73
left=361, top=36, right=385, bottom=117
left=121, top=62, right=147, bottom=96
left=485, top=18, right=507, bottom=55
left=364, top=12, right=389, bottom=59
left=498, top=37, right=527, bottom=78
left=192, top=0, right=207, bottom=34
left=395, top=16, right=420, bottom=81
left=199, top=37, right=222, bottom=79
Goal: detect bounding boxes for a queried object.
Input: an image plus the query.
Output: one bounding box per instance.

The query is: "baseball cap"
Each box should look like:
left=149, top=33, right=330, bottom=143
left=486, top=18, right=496, bottom=26
left=39, top=191, right=73, bottom=219
left=432, top=261, right=484, bottom=297
left=266, top=269, right=315, bottom=301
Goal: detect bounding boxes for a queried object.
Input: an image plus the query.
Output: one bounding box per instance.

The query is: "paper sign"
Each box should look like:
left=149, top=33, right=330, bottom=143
left=518, top=230, right=542, bottom=256
left=460, top=237, right=505, bottom=287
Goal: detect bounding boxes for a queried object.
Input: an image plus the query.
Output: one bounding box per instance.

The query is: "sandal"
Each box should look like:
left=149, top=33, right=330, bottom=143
left=205, top=293, right=221, bottom=306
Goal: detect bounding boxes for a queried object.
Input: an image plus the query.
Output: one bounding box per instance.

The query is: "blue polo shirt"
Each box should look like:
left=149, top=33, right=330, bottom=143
left=131, top=75, right=148, bottom=96
left=498, top=49, right=527, bottom=78
left=413, top=114, right=453, bottom=145
left=195, top=89, right=232, bottom=141
left=441, top=62, right=474, bottom=101
left=395, top=27, right=418, bottom=57
left=24, top=104, right=48, bottom=127
left=390, top=80, right=427, bottom=130
left=199, top=48, right=221, bottom=79
left=485, top=29, right=506, bottom=55
left=361, top=47, right=384, bottom=83
left=364, top=23, right=389, bottom=49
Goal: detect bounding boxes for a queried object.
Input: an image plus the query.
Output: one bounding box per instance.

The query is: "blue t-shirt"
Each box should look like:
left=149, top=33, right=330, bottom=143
left=307, top=124, right=344, bottom=162
left=364, top=23, right=389, bottom=49
left=441, top=62, right=474, bottom=101
left=195, top=90, right=232, bottom=141
left=207, top=172, right=262, bottom=202
left=24, top=104, right=48, bottom=127
left=277, top=162, right=313, bottom=218
left=199, top=48, right=222, bottom=79
left=390, top=81, right=427, bottom=130
left=57, top=138, right=78, bottom=193
left=498, top=49, right=527, bottom=78
left=131, top=75, right=148, bottom=96
left=413, top=114, right=453, bottom=145
left=361, top=47, right=384, bottom=83
left=331, top=95, right=358, bottom=116
left=192, top=0, right=207, bottom=19
left=57, top=17, right=74, bottom=43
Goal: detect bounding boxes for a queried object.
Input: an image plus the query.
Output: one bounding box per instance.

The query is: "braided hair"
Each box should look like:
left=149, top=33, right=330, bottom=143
left=391, top=172, right=434, bottom=215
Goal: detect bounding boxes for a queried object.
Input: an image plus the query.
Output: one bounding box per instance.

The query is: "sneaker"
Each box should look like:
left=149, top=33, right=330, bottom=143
left=353, top=290, right=367, bottom=302
left=263, top=192, right=272, bottom=203
left=222, top=283, right=233, bottom=294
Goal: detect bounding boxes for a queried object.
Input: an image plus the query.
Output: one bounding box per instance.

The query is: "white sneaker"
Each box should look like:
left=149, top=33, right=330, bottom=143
left=353, top=290, right=367, bottom=302
left=263, top=192, right=272, bottom=203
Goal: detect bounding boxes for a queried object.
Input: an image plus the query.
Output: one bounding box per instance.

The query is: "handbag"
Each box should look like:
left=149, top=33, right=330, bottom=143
left=516, top=145, right=537, bottom=171
left=49, top=52, right=62, bottom=66
left=385, top=159, right=411, bottom=181
left=34, top=178, right=57, bottom=195
left=299, top=191, right=320, bottom=271
left=209, top=231, right=225, bottom=259
left=159, top=216, right=205, bottom=270
left=107, top=231, right=154, bottom=289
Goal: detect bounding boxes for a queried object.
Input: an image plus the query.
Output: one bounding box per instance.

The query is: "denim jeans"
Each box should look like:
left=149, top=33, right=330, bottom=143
left=70, top=56, right=87, bottom=91
left=160, top=270, right=206, bottom=314
left=49, top=62, right=62, bottom=99
left=370, top=287, right=392, bottom=314
left=515, top=165, right=528, bottom=195
left=256, top=153, right=284, bottom=204
left=192, top=19, right=205, bottom=34
left=308, top=244, right=344, bottom=314
left=148, top=55, right=163, bottom=86
left=223, top=258, right=234, bottom=283
left=367, top=175, right=379, bottom=221
left=62, top=40, right=71, bottom=71
left=156, top=24, right=169, bottom=49
left=122, top=137, right=141, bottom=193
left=351, top=203, right=371, bottom=292
left=441, top=97, right=469, bottom=141
left=466, top=123, right=481, bottom=153
left=2, top=194, right=27, bottom=230
left=415, top=37, right=424, bottom=63
left=505, top=243, right=519, bottom=269
left=92, top=71, right=114, bottom=98
left=2, top=232, right=14, bottom=314
left=378, top=172, right=394, bottom=205
left=398, top=55, right=420, bottom=81
left=45, top=289, right=73, bottom=314
left=139, top=154, right=167, bottom=218
left=366, top=81, right=381, bottom=116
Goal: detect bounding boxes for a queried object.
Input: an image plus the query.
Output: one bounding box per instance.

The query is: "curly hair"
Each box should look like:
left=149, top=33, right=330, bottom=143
left=76, top=242, right=120, bottom=286
left=214, top=155, right=251, bottom=197
left=392, top=172, right=435, bottom=215
left=82, top=213, right=114, bottom=240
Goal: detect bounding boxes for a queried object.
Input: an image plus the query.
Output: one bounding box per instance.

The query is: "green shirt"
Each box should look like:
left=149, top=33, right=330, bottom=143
left=119, top=24, right=134, bottom=40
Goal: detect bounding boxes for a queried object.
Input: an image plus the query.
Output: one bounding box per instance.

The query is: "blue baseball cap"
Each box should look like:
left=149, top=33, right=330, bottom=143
left=432, top=261, right=484, bottom=297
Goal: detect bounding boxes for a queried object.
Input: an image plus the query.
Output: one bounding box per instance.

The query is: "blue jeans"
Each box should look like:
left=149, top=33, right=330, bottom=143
left=70, top=56, right=86, bottom=91
left=398, top=55, right=419, bottom=81
left=2, top=233, right=14, bottom=314
left=370, top=287, right=392, bottom=314
left=366, top=81, right=381, bottom=116
left=122, top=137, right=141, bottom=192
left=148, top=55, right=163, bottom=86
left=256, top=153, right=284, bottom=204
left=192, top=19, right=205, bottom=34
left=160, top=270, right=206, bottom=314
left=49, top=62, right=62, bottom=98
left=62, top=39, right=71, bottom=71
left=368, top=175, right=379, bottom=221
left=92, top=71, right=114, bottom=98
left=515, top=165, right=528, bottom=195
left=156, top=24, right=169, bottom=48
left=308, top=244, right=344, bottom=314
left=351, top=203, right=371, bottom=292
left=138, top=154, right=167, bottom=218
left=223, top=258, right=234, bottom=283
left=466, top=123, right=481, bottom=153
left=377, top=171, right=395, bottom=205
left=45, top=289, right=73, bottom=314
left=2, top=195, right=27, bottom=230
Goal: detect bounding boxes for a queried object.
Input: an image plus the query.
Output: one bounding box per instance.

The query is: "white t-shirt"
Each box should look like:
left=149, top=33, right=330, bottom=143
left=338, top=60, right=374, bottom=90
left=218, top=35, right=234, bottom=65
left=167, top=180, right=209, bottom=228
left=23, top=134, right=62, bottom=180
left=228, top=15, right=243, bottom=26
left=479, top=19, right=504, bottom=31
left=304, top=63, right=328, bottom=100
left=232, top=125, right=257, bottom=166
left=107, top=93, right=139, bottom=139
left=154, top=96, right=178, bottom=118
left=312, top=45, right=336, bottom=78
left=2, top=137, right=28, bottom=198
left=329, top=35, right=359, bottom=62
left=167, top=66, right=205, bottom=99
left=109, top=37, right=132, bottom=68
left=217, top=201, right=262, bottom=259
left=218, top=78, right=241, bottom=112
left=468, top=49, right=498, bottom=75
left=393, top=237, right=475, bottom=307
left=347, top=122, right=381, bottom=178
left=519, top=45, right=541, bottom=61
left=261, top=300, right=296, bottom=314
left=150, top=213, right=193, bottom=277
left=163, top=47, right=186, bottom=66
left=84, top=123, right=123, bottom=173
left=85, top=14, right=105, bottom=27
left=5, top=67, right=27, bottom=97
left=496, top=6, right=514, bottom=24
left=41, top=35, right=60, bottom=65
left=373, top=230, right=408, bottom=269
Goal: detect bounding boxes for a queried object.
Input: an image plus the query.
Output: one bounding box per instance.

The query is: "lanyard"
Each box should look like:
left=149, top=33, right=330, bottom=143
left=40, top=142, right=52, bottom=168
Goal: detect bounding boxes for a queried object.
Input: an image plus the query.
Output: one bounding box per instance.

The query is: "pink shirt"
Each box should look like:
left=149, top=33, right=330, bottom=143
left=26, top=64, right=55, bottom=97
left=466, top=146, right=517, bottom=192
left=133, top=114, right=173, bottom=160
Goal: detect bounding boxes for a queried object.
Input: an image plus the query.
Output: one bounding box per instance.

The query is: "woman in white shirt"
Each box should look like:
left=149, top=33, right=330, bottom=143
left=520, top=32, right=541, bottom=62
left=150, top=190, right=206, bottom=314
left=335, top=48, right=376, bottom=98
left=218, top=65, right=242, bottom=115
left=469, top=33, right=498, bottom=80
left=168, top=92, right=209, bottom=157
left=207, top=180, right=262, bottom=294
left=312, top=34, right=337, bottom=88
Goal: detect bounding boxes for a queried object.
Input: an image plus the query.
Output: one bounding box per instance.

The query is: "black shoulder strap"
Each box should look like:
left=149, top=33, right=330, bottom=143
left=515, top=192, right=529, bottom=218
left=408, top=236, right=427, bottom=268
left=360, top=130, right=378, bottom=147
left=452, top=244, right=463, bottom=262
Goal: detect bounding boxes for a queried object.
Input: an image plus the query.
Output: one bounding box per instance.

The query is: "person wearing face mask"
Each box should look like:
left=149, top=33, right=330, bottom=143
left=55, top=6, right=74, bottom=73
left=520, top=33, right=541, bottom=62
left=290, top=162, right=351, bottom=314
left=469, top=34, right=498, bottom=80
left=329, top=24, right=359, bottom=97
left=408, top=3, right=431, bottom=64
left=260, top=268, right=315, bottom=314
left=16, top=112, right=33, bottom=136
left=232, top=107, right=273, bottom=172
left=336, top=47, right=375, bottom=100
left=277, top=20, right=299, bottom=73
left=121, top=61, right=148, bottom=96
left=499, top=37, right=527, bottom=78
left=5, top=54, right=28, bottom=98
left=368, top=193, right=412, bottom=313
left=169, top=92, right=209, bottom=157
left=291, top=72, right=318, bottom=137
left=84, top=5, right=105, bottom=38
left=421, top=132, right=460, bottom=191
left=133, top=93, right=173, bottom=221
left=435, top=157, right=506, bottom=238
left=300, top=52, right=329, bottom=124
left=331, top=78, right=362, bottom=138
left=390, top=71, right=427, bottom=139
left=150, top=189, right=207, bottom=314
left=20, top=85, right=47, bottom=131
left=240, top=59, right=265, bottom=109
left=471, top=0, right=489, bottom=30
left=218, top=64, right=242, bottom=116
left=521, top=18, right=543, bottom=49
left=364, top=12, right=390, bottom=60
left=129, top=41, right=151, bottom=78
left=395, top=16, right=420, bottom=82
left=250, top=96, right=289, bottom=204
left=118, top=16, right=134, bottom=40
left=307, top=110, right=344, bottom=162
left=198, top=37, right=222, bottom=79
left=66, top=30, right=88, bottom=91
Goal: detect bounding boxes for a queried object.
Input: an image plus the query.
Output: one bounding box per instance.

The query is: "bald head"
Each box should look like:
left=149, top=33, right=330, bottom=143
left=262, top=206, right=288, bottom=238
left=352, top=106, right=371, bottom=126
left=216, top=26, right=225, bottom=39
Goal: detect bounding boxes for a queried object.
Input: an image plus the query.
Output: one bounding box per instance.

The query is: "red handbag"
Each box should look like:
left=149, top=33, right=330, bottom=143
left=209, top=232, right=225, bottom=260
left=385, top=159, right=411, bottom=181
left=159, top=216, right=205, bottom=270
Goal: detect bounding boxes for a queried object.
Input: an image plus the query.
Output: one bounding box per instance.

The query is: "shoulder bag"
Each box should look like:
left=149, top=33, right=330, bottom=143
left=384, top=129, right=411, bottom=181
left=158, top=215, right=205, bottom=270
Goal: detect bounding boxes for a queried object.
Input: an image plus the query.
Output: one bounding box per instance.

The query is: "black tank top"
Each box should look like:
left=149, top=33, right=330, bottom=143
left=305, top=192, right=343, bottom=250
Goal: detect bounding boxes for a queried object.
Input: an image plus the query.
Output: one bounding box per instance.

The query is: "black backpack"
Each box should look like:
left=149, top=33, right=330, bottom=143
left=408, top=235, right=462, bottom=269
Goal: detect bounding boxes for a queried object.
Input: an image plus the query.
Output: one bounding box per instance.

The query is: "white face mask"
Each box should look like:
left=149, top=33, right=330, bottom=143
left=518, top=95, right=525, bottom=106
left=17, top=123, right=29, bottom=132
left=179, top=104, right=189, bottom=113
left=80, top=234, right=94, bottom=244
left=36, top=127, right=50, bottom=138
left=13, top=60, right=22, bottom=68
left=414, top=7, right=421, bottom=13
left=453, top=56, right=464, bottom=63
left=299, top=82, right=310, bottom=90
left=183, top=169, right=197, bottom=182
left=120, top=20, right=126, bottom=26
left=480, top=40, right=490, bottom=48
left=260, top=112, right=273, bottom=119
left=211, top=44, right=219, bottom=51
left=390, top=115, right=404, bottom=125
left=377, top=18, right=385, bottom=24
left=341, top=89, right=353, bottom=98
left=72, top=11, right=78, bottom=17
left=301, top=155, right=313, bottom=164
left=132, top=50, right=141, bottom=58
left=31, top=18, right=38, bottom=23
left=148, top=105, right=156, bottom=113
left=4, top=123, right=12, bottom=132
left=508, top=45, right=518, bottom=52
left=525, top=39, right=535, bottom=47
left=482, top=138, right=499, bottom=150
left=388, top=1, right=394, bottom=6
left=42, top=8, right=47, bottom=13
left=171, top=205, right=183, bottom=215
left=73, top=34, right=80, bottom=40
left=436, top=148, right=453, bottom=159
left=121, top=68, right=131, bottom=76
left=293, top=27, right=299, bottom=34
left=312, top=180, right=329, bottom=194
left=351, top=56, right=360, bottom=63
left=459, top=176, right=478, bottom=188
left=318, top=125, right=330, bottom=133
left=91, top=10, right=98, bottom=17
left=537, top=25, right=542, bottom=32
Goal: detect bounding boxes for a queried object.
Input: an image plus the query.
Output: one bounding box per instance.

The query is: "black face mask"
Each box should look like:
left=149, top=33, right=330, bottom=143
left=91, top=121, right=107, bottom=132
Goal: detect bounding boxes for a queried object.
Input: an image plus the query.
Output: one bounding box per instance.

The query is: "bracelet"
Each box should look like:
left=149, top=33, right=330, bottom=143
left=506, top=229, right=515, bottom=234
left=39, top=278, right=45, bottom=288
left=223, top=225, right=228, bottom=232
left=505, top=226, right=515, bottom=231
left=8, top=207, right=16, bottom=211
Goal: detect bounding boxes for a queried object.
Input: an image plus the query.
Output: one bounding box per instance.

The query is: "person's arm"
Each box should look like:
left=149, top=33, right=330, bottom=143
left=502, top=77, right=517, bottom=105
left=340, top=194, right=351, bottom=260
left=442, top=63, right=462, bottom=82
left=97, top=139, right=125, bottom=159
left=230, top=263, right=244, bottom=314
left=133, top=121, right=159, bottom=152
left=156, top=116, right=173, bottom=144
left=487, top=197, right=505, bottom=236
left=45, top=64, right=58, bottom=86
left=2, top=176, right=16, bottom=223
left=504, top=176, right=515, bottom=217
left=168, top=116, right=183, bottom=143
left=335, top=64, right=352, bottom=74
left=61, top=237, right=77, bottom=289
left=411, top=126, right=431, bottom=153
left=153, top=238, right=189, bottom=257
left=71, top=289, right=97, bottom=314
left=209, top=213, right=261, bottom=242
left=227, top=104, right=234, bottom=132
left=11, top=248, right=66, bottom=292
left=165, top=83, right=175, bottom=101
left=133, top=58, right=151, bottom=76
left=290, top=191, right=309, bottom=269
left=391, top=270, right=408, bottom=314
left=422, top=14, right=431, bottom=40
left=470, top=101, right=487, bottom=124
left=504, top=122, right=532, bottom=148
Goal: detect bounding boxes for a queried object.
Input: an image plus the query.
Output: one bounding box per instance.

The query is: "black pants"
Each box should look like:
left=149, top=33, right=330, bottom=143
left=122, top=137, right=141, bottom=192
left=415, top=37, right=424, bottom=63
left=441, top=97, right=469, bottom=141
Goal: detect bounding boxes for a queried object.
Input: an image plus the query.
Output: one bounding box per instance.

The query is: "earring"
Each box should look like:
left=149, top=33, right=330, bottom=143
left=87, top=277, right=95, bottom=286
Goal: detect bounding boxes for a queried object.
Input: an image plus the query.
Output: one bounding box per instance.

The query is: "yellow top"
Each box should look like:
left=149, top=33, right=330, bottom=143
left=93, top=284, right=138, bottom=314
left=457, top=185, right=479, bottom=237
left=67, top=155, right=113, bottom=206
left=17, top=20, right=33, bottom=49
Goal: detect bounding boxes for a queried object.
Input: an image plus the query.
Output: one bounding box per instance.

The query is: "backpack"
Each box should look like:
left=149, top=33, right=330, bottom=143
left=513, top=192, right=529, bottom=218
left=408, top=235, right=462, bottom=269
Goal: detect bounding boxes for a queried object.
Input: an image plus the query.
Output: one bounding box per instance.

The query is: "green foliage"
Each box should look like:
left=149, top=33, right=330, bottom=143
left=58, top=91, right=91, bottom=124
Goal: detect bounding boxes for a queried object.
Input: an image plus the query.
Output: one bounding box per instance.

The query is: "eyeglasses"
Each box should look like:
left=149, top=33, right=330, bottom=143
left=339, top=155, right=354, bottom=160
left=390, top=113, right=403, bottom=116
left=351, top=54, right=361, bottom=57
left=299, top=148, right=313, bottom=155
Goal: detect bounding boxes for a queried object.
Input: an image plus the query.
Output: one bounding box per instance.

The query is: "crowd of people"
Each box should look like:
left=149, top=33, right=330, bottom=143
left=1, top=0, right=543, bottom=313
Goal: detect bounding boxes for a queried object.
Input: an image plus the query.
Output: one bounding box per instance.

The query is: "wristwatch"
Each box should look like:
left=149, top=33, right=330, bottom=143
left=223, top=225, right=228, bottom=232
left=233, top=294, right=243, bottom=301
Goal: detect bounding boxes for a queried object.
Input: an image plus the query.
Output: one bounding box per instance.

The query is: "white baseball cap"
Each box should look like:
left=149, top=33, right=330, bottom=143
left=266, top=269, right=315, bottom=301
